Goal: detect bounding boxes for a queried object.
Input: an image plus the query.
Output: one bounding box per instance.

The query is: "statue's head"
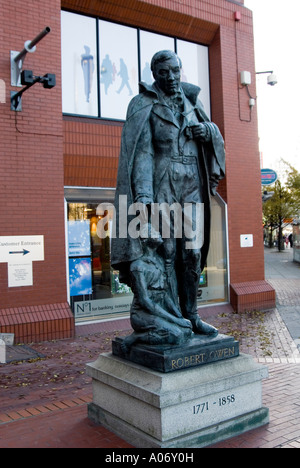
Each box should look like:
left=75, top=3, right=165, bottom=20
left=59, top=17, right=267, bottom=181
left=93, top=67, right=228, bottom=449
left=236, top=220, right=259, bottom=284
left=151, top=50, right=182, bottom=96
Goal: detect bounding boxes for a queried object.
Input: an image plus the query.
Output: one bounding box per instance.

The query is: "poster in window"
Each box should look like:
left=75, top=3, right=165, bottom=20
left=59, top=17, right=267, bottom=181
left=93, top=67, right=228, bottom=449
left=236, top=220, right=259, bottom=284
left=68, top=220, right=91, bottom=257
left=69, top=257, right=93, bottom=297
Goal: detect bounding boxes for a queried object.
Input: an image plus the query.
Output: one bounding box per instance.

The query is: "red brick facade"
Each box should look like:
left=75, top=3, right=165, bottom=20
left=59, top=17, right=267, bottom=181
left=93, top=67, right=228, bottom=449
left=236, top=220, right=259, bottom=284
left=0, top=0, right=74, bottom=342
left=0, top=0, right=275, bottom=343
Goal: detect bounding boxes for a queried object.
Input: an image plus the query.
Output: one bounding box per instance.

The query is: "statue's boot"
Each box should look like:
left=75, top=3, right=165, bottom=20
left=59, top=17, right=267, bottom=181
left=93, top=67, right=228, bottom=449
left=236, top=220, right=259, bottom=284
left=189, top=315, right=218, bottom=337
left=179, top=264, right=219, bottom=337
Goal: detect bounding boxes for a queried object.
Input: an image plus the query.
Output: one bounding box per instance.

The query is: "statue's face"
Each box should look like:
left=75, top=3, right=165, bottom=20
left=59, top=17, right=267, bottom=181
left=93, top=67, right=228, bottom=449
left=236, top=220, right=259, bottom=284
left=153, top=56, right=181, bottom=95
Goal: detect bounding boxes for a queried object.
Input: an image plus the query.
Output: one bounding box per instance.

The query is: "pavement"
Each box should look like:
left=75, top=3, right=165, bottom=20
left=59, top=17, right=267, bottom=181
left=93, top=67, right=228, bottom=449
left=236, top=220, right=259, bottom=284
left=264, top=247, right=300, bottom=350
left=1, top=247, right=300, bottom=449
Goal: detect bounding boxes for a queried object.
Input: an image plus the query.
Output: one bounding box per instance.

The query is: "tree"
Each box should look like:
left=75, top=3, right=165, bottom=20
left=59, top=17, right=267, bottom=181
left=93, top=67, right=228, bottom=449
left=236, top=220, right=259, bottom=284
left=263, top=179, right=296, bottom=251
left=284, top=161, right=300, bottom=213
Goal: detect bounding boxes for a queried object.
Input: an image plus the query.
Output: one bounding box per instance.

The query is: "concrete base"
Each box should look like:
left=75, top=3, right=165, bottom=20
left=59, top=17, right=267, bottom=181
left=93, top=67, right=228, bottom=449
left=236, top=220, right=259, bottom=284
left=86, top=353, right=269, bottom=448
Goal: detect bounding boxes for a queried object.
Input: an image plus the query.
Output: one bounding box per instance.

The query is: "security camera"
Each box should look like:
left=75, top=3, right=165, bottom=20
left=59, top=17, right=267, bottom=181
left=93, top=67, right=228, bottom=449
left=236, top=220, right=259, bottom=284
left=267, top=74, right=277, bottom=86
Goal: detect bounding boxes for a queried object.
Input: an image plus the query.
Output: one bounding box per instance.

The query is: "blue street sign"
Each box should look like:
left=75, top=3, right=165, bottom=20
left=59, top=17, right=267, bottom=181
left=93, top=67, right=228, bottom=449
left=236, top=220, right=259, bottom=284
left=261, top=168, right=278, bottom=186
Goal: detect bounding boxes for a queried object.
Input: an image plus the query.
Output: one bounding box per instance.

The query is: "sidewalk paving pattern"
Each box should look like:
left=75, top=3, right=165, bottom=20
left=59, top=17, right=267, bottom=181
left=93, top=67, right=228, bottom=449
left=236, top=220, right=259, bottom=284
left=1, top=248, right=300, bottom=448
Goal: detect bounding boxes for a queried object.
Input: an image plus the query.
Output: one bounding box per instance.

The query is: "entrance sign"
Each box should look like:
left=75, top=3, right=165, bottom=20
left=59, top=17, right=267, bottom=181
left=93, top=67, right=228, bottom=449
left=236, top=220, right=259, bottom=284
left=261, top=168, right=277, bottom=186
left=0, top=236, right=44, bottom=263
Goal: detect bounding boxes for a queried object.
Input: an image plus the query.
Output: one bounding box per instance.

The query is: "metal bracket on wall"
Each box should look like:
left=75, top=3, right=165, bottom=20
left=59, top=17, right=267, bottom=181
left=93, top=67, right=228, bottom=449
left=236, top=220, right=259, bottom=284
left=11, top=91, right=22, bottom=112
left=10, top=70, right=56, bottom=112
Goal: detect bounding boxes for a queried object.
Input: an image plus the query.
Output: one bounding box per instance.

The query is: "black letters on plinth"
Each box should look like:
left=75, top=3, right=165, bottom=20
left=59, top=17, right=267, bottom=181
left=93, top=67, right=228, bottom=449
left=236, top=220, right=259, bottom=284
left=112, top=334, right=239, bottom=373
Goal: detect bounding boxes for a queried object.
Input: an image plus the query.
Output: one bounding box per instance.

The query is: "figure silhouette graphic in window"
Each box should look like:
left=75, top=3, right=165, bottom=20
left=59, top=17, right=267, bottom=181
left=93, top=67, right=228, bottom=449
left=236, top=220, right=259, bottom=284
left=142, top=62, right=153, bottom=84
left=100, top=54, right=114, bottom=95
left=81, top=46, right=95, bottom=103
left=117, top=58, right=133, bottom=96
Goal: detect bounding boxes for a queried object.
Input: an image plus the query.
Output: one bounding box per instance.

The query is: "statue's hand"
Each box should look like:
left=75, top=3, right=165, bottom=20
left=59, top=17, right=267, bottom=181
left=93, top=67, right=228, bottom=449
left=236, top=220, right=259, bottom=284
left=134, top=196, right=154, bottom=206
left=175, top=317, right=193, bottom=329
left=191, top=124, right=211, bottom=142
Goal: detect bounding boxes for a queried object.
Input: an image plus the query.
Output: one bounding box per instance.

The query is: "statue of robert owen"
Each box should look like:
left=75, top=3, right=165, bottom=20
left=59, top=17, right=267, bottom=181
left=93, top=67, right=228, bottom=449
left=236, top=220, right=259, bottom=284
left=111, top=50, right=225, bottom=348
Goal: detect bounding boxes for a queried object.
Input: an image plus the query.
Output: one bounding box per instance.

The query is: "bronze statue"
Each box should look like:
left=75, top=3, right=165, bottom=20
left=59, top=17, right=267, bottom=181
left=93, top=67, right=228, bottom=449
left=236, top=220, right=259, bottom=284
left=111, top=50, right=225, bottom=347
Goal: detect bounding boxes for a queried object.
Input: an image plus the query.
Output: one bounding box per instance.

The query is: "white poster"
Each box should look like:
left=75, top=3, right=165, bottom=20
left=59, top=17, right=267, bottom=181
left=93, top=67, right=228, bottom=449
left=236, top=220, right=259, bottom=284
left=68, top=220, right=91, bottom=257
left=8, top=262, right=33, bottom=288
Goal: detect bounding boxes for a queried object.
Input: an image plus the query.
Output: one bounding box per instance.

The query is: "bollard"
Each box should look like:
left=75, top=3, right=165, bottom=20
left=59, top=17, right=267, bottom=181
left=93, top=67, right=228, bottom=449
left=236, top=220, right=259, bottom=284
left=0, top=339, right=6, bottom=364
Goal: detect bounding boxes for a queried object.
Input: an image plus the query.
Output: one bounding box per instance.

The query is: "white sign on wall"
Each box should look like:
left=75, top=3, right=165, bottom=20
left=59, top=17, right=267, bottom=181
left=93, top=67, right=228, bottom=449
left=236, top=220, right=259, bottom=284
left=0, top=236, right=44, bottom=288
left=8, top=262, right=33, bottom=288
left=0, top=236, right=44, bottom=263
left=240, top=234, right=254, bottom=248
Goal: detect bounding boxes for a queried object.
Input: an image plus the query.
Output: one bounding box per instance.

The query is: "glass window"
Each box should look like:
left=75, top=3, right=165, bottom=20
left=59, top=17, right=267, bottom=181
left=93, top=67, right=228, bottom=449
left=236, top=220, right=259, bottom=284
left=140, top=31, right=175, bottom=85
left=99, top=20, right=139, bottom=120
left=61, top=11, right=98, bottom=117
left=61, top=13, right=211, bottom=121
left=66, top=199, right=132, bottom=322
left=177, top=40, right=211, bottom=118
left=197, top=194, right=229, bottom=305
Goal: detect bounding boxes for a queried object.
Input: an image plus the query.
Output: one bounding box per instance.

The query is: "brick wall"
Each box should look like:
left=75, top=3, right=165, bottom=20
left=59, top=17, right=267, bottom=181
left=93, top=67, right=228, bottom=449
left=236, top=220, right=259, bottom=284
left=0, top=0, right=74, bottom=342
left=63, top=117, right=123, bottom=187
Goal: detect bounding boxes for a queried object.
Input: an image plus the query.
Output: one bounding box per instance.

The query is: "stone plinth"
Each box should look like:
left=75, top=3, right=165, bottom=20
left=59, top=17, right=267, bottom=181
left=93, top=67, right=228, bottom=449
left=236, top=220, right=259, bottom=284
left=86, top=353, right=269, bottom=448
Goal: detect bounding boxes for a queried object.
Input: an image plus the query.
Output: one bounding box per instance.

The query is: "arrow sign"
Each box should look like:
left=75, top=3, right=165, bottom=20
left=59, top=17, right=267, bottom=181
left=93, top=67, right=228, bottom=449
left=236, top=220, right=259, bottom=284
left=0, top=236, right=44, bottom=263
left=9, top=249, right=30, bottom=256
